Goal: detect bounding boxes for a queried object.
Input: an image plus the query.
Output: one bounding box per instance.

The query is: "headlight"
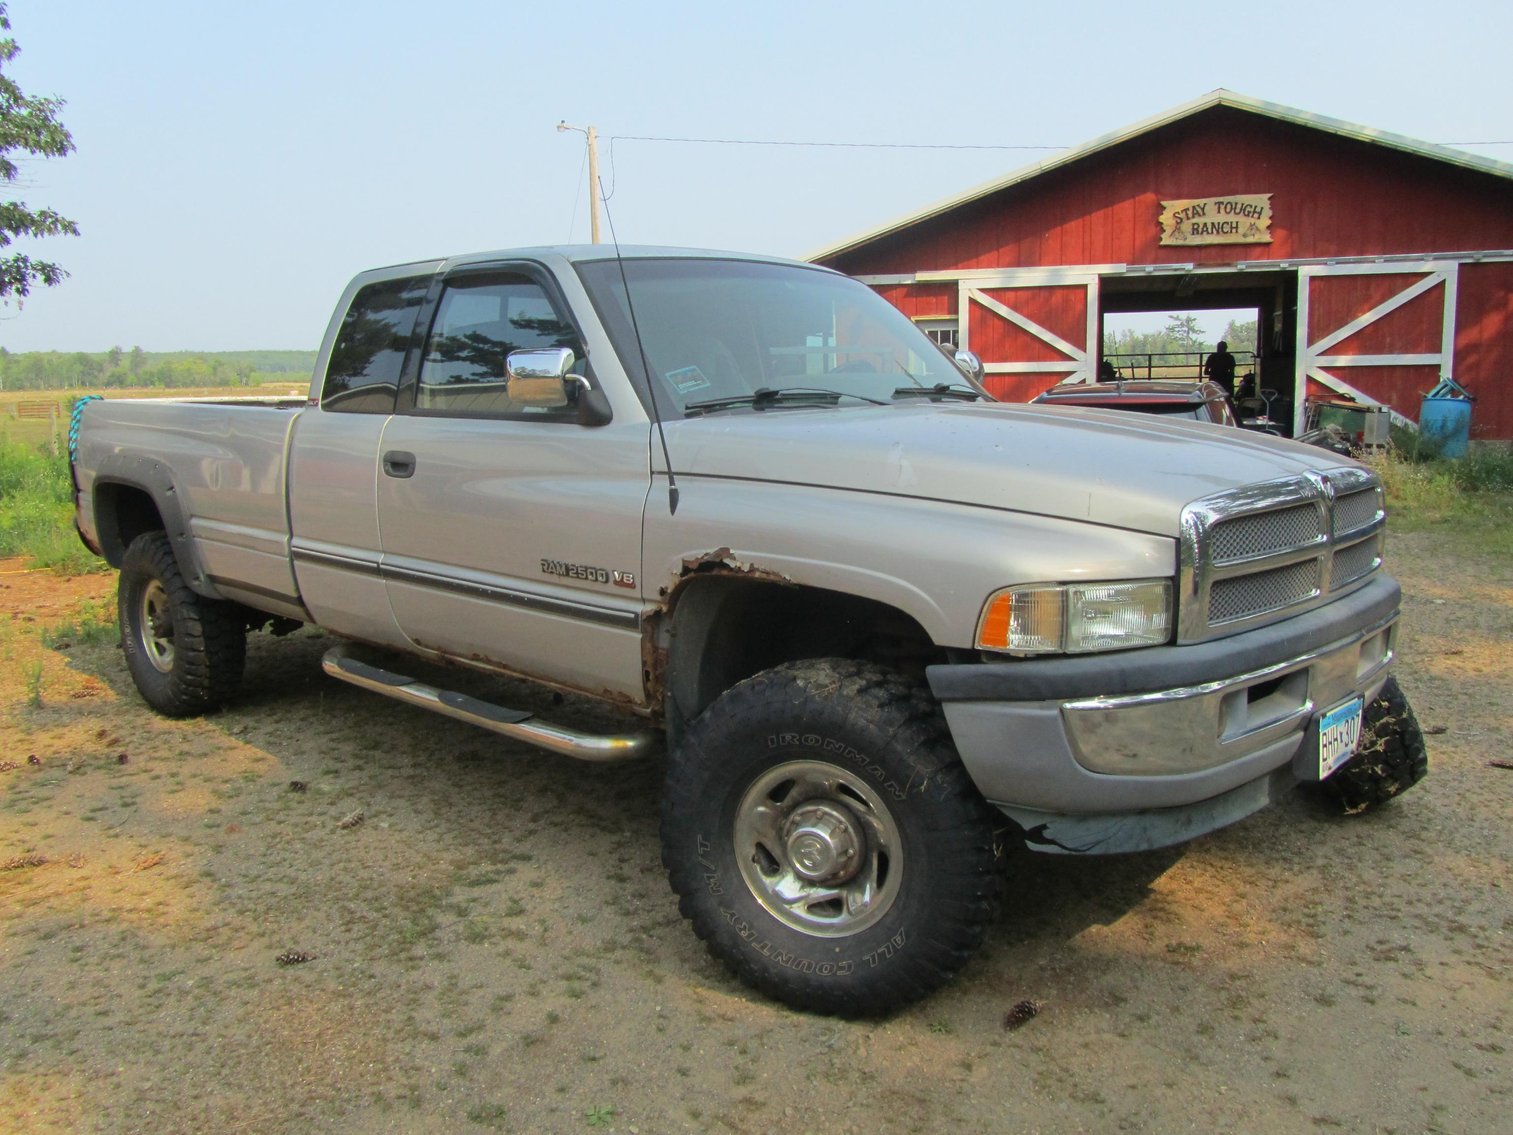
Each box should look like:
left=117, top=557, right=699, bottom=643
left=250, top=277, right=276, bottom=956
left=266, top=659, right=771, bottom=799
left=976, top=580, right=1173, bottom=654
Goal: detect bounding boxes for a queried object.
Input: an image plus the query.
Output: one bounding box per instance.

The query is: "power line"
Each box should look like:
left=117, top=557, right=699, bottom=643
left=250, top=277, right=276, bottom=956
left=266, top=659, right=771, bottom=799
left=608, top=134, right=1066, bottom=151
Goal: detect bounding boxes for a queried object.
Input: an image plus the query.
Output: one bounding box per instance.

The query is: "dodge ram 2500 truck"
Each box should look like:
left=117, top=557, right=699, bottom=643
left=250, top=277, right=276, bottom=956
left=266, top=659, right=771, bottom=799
left=71, top=246, right=1426, bottom=1015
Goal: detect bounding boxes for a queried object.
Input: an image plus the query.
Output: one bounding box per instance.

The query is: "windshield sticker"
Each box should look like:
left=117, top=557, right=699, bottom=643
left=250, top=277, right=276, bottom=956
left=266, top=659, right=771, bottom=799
left=667, top=366, right=712, bottom=394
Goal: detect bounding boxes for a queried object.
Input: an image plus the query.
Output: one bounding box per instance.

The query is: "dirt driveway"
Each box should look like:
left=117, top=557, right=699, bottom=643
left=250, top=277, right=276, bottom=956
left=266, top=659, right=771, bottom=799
left=1, top=529, right=1509, bottom=1135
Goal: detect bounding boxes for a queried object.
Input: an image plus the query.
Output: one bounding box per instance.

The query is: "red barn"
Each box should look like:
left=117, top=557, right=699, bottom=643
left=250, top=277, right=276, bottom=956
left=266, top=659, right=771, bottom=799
left=810, top=90, right=1513, bottom=442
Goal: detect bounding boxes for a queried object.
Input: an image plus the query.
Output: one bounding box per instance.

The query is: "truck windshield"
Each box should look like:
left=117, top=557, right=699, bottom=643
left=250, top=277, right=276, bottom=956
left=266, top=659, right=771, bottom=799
left=576, top=257, right=985, bottom=417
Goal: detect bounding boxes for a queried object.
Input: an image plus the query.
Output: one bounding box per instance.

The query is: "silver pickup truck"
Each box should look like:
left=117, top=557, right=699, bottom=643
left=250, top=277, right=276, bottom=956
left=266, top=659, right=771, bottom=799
left=71, top=246, right=1426, bottom=1015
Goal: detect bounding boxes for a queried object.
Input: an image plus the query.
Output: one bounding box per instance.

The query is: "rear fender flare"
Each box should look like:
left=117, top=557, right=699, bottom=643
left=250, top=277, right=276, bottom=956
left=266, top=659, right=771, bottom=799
left=92, top=453, right=222, bottom=600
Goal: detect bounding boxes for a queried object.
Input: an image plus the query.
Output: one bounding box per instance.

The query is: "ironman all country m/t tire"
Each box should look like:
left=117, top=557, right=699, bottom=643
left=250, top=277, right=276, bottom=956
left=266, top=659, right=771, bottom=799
left=661, top=659, right=1002, bottom=1016
left=1321, top=676, right=1428, bottom=814
left=118, top=531, right=246, bottom=717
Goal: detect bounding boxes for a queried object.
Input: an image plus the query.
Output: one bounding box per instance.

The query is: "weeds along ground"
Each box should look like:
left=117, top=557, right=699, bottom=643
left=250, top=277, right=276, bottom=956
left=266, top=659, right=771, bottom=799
left=1, top=384, right=305, bottom=575
left=0, top=438, right=100, bottom=575
left=1369, top=446, right=1513, bottom=543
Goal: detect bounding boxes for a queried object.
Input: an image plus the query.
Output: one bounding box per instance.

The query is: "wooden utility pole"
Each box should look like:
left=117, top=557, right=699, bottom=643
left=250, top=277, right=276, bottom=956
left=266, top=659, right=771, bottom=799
left=557, top=121, right=602, bottom=244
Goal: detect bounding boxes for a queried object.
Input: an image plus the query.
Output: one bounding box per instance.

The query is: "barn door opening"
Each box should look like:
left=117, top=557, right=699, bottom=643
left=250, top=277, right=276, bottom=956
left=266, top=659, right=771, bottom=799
left=1101, top=307, right=1261, bottom=381
left=1098, top=268, right=1296, bottom=427
left=1297, top=261, right=1458, bottom=435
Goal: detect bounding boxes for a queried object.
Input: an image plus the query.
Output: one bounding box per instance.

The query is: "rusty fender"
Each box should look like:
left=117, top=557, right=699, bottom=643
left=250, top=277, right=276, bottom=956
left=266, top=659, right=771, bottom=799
left=676, top=547, right=794, bottom=586
left=640, top=609, right=668, bottom=713
left=641, top=549, right=796, bottom=714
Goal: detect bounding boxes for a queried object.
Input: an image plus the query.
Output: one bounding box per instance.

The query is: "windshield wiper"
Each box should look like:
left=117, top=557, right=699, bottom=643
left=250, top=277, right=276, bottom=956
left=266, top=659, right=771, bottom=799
left=684, top=387, right=887, bottom=417
left=890, top=382, right=984, bottom=401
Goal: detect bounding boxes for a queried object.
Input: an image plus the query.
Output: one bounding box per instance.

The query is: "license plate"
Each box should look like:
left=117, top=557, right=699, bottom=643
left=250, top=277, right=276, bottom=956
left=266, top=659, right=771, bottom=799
left=1318, top=696, right=1364, bottom=779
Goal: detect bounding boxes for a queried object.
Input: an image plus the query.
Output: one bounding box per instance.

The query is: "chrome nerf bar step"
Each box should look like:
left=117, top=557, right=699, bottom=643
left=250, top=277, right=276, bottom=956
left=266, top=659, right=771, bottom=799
left=321, top=645, right=656, bottom=763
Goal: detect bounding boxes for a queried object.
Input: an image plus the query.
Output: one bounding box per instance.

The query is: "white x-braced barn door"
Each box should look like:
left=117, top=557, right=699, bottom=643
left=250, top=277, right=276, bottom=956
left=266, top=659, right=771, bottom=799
left=1296, top=261, right=1458, bottom=433
left=945, top=269, right=1101, bottom=402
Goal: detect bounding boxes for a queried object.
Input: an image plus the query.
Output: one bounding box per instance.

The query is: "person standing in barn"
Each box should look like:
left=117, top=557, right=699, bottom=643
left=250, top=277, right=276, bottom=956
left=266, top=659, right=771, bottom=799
left=1204, top=340, right=1237, bottom=397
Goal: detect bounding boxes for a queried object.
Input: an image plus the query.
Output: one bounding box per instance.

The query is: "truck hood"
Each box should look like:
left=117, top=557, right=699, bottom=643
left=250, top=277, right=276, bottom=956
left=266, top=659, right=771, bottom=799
left=661, top=402, right=1356, bottom=537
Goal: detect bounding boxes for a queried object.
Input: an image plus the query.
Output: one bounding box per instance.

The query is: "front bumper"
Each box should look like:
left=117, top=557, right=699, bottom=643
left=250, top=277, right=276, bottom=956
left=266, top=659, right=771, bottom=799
left=927, top=575, right=1400, bottom=854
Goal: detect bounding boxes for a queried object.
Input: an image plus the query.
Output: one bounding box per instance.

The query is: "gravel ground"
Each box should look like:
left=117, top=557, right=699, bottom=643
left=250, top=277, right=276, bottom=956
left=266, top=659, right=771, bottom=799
left=0, top=527, right=1508, bottom=1134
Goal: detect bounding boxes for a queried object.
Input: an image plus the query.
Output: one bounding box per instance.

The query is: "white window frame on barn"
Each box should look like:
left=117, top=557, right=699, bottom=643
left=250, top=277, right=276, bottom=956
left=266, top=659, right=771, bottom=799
left=913, top=318, right=959, bottom=349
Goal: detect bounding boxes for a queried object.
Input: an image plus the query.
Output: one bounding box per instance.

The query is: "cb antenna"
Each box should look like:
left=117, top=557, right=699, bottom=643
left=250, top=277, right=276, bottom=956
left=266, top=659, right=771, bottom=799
left=599, top=180, right=680, bottom=515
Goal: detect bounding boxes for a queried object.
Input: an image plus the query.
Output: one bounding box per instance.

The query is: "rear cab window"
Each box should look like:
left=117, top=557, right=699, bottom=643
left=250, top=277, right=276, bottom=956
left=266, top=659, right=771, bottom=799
left=320, top=277, right=431, bottom=413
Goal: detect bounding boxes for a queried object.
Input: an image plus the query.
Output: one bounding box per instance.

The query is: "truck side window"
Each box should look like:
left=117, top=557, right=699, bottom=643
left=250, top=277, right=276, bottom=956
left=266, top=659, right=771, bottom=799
left=321, top=277, right=430, bottom=414
left=415, top=275, right=584, bottom=418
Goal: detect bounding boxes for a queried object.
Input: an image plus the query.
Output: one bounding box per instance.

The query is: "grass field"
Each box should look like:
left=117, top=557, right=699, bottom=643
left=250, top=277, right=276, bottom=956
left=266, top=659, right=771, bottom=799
left=0, top=381, right=309, bottom=450
left=0, top=385, right=310, bottom=574
left=0, top=437, right=99, bottom=574
left=1370, top=446, right=1513, bottom=558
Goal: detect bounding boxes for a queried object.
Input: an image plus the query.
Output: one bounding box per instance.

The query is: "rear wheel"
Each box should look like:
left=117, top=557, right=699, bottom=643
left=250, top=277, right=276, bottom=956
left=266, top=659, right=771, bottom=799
left=118, top=532, right=246, bottom=716
left=661, top=659, right=1002, bottom=1015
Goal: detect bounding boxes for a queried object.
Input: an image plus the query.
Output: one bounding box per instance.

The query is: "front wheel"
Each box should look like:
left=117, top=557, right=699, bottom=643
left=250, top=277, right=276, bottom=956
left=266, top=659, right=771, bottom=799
left=118, top=531, right=246, bottom=717
left=661, top=659, right=1002, bottom=1016
left=1320, top=676, right=1428, bottom=814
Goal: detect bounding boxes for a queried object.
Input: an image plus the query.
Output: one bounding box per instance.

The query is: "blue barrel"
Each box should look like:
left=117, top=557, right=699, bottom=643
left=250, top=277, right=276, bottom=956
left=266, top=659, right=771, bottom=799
left=1419, top=379, right=1473, bottom=458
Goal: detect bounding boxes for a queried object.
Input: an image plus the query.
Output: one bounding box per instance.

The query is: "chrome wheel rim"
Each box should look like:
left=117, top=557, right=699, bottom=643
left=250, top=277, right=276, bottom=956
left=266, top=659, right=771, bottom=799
left=138, top=580, right=175, bottom=674
left=733, top=759, right=902, bottom=937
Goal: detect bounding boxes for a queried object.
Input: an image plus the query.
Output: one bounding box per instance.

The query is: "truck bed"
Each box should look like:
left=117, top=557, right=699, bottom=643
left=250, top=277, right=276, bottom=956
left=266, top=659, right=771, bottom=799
left=74, top=397, right=307, bottom=615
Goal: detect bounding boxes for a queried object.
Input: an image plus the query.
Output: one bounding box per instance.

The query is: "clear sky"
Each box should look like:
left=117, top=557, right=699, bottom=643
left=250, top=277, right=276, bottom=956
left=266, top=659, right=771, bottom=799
left=2, top=0, right=1509, bottom=353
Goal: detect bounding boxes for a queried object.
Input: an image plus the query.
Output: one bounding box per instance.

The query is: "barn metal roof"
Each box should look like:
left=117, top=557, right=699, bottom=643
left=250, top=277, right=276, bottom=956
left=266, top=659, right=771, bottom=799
left=806, top=89, right=1513, bottom=263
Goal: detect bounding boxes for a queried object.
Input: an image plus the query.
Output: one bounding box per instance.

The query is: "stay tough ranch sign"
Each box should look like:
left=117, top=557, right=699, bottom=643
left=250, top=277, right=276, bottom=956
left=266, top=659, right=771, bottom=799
left=1159, top=194, right=1273, bottom=245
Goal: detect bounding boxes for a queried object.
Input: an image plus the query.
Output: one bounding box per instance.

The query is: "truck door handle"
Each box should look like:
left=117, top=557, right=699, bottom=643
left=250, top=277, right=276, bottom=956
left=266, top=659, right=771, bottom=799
left=382, top=450, right=416, bottom=478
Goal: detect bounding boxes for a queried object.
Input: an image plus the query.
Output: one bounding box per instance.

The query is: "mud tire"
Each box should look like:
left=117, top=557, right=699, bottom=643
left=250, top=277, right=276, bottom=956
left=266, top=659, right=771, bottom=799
left=1320, top=677, right=1428, bottom=814
left=661, top=659, right=1002, bottom=1016
left=118, top=531, right=246, bottom=717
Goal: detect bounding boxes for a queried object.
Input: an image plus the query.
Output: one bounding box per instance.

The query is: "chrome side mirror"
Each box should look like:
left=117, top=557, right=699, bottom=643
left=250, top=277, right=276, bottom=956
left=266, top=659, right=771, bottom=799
left=506, top=347, right=576, bottom=408
left=504, top=346, right=612, bottom=426
left=952, top=348, right=985, bottom=383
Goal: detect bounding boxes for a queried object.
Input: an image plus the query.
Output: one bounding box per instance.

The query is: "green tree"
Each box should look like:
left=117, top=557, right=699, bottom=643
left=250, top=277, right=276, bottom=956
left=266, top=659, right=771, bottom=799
left=1165, top=313, right=1204, bottom=351
left=0, top=2, right=77, bottom=300
left=70, top=350, right=100, bottom=387
left=1221, top=318, right=1259, bottom=353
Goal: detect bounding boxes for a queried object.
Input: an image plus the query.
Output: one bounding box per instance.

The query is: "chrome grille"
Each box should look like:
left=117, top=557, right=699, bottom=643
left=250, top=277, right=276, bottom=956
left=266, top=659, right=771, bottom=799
left=1210, top=560, right=1321, bottom=624
left=1330, top=534, right=1382, bottom=590
left=1333, top=487, right=1384, bottom=536
left=1209, top=502, right=1323, bottom=563
left=1179, top=468, right=1386, bottom=642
